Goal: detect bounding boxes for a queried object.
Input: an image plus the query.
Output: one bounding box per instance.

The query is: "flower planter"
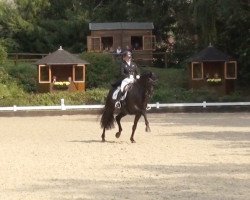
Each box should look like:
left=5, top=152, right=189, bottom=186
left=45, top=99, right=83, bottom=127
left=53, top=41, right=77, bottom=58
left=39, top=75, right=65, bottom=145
left=206, top=78, right=222, bottom=85
left=53, top=81, right=70, bottom=90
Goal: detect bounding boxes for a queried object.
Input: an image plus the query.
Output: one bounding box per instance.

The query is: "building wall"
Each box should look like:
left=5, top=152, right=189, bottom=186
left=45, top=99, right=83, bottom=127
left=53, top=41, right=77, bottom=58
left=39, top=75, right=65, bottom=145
left=38, top=65, right=86, bottom=93
left=187, top=62, right=235, bottom=95
left=89, top=29, right=153, bottom=50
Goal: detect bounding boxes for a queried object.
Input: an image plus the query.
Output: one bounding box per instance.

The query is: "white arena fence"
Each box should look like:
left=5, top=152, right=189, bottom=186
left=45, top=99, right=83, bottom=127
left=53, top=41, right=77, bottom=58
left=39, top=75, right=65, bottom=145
left=0, top=99, right=250, bottom=112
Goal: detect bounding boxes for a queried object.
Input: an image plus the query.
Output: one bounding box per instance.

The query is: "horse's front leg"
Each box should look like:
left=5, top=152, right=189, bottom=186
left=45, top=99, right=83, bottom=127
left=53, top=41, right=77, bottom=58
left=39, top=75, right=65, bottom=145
left=115, top=112, right=126, bottom=139
left=142, top=111, right=151, bottom=132
left=130, top=114, right=142, bottom=143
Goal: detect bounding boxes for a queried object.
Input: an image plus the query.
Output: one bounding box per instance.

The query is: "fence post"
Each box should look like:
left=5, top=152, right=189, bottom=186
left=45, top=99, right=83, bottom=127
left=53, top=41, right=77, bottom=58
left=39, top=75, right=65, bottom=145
left=61, top=99, right=66, bottom=110
left=202, top=101, right=207, bottom=108
left=13, top=105, right=17, bottom=111
left=164, top=53, right=168, bottom=68
left=156, top=102, right=160, bottom=109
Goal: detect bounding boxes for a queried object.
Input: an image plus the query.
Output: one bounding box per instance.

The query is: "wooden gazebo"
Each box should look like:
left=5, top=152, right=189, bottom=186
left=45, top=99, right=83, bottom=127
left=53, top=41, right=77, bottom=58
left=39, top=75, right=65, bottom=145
left=187, top=45, right=237, bottom=95
left=36, top=46, right=89, bottom=92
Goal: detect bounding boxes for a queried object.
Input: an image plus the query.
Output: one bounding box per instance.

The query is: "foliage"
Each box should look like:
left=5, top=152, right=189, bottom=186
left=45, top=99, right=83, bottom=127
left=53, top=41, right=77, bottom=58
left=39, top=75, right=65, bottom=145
left=215, top=0, right=250, bottom=85
left=0, top=67, right=26, bottom=100
left=0, top=0, right=249, bottom=76
left=0, top=88, right=108, bottom=106
left=0, top=44, right=7, bottom=64
left=3, top=61, right=37, bottom=92
left=81, top=52, right=119, bottom=88
left=0, top=0, right=249, bottom=105
left=191, top=0, right=217, bottom=45
left=1, top=63, right=250, bottom=106
left=0, top=38, right=7, bottom=64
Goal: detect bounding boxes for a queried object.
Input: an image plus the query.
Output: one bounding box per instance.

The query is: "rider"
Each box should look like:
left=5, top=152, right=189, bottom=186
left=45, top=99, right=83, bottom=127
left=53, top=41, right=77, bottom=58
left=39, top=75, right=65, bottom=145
left=115, top=50, right=140, bottom=108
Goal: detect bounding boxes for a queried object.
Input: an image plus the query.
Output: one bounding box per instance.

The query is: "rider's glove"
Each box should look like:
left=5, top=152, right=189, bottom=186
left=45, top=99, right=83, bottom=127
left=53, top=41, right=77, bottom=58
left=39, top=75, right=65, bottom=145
left=136, top=75, right=140, bottom=79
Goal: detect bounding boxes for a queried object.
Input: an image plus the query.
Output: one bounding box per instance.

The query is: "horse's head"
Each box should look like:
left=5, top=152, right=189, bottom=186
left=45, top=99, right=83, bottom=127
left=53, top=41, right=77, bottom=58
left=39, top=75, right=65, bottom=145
left=149, top=71, right=158, bottom=86
left=139, top=71, right=158, bottom=86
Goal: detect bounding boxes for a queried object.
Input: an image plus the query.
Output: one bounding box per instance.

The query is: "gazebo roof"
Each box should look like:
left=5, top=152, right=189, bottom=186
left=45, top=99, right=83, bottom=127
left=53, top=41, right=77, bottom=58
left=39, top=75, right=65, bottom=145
left=188, top=45, right=232, bottom=62
left=36, top=47, right=89, bottom=65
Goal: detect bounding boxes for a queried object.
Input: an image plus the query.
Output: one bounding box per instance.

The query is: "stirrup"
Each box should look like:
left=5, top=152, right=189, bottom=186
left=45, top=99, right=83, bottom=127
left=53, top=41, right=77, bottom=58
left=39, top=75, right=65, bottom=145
left=115, top=101, right=121, bottom=108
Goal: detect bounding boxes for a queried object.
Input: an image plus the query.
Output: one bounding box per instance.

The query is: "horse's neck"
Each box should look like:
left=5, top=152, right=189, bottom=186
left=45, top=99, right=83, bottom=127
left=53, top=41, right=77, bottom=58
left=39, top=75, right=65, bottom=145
left=134, top=81, right=153, bottom=100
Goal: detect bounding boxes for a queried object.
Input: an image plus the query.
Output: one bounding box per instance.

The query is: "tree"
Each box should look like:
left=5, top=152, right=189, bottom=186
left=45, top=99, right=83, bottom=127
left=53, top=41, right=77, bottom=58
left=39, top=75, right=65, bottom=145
left=216, top=0, right=250, bottom=85
left=191, top=0, right=217, bottom=46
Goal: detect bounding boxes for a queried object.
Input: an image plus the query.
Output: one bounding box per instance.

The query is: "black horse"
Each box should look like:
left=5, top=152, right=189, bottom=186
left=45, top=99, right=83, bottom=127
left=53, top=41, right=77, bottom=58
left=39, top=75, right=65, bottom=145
left=100, top=71, right=158, bottom=143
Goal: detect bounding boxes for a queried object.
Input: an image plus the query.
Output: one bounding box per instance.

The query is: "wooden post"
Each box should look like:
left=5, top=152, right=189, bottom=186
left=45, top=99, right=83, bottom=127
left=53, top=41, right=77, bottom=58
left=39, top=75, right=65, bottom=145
left=164, top=52, right=168, bottom=68
left=14, top=53, right=18, bottom=65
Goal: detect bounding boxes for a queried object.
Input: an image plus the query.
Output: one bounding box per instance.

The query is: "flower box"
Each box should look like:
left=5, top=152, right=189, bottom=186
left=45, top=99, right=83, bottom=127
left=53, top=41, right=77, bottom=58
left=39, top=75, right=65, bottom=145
left=206, top=78, right=222, bottom=85
left=53, top=81, right=70, bottom=90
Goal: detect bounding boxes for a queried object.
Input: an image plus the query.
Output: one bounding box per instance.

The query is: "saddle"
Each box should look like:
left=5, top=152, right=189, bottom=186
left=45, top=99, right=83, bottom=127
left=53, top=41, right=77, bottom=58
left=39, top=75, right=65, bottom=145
left=112, top=83, right=133, bottom=101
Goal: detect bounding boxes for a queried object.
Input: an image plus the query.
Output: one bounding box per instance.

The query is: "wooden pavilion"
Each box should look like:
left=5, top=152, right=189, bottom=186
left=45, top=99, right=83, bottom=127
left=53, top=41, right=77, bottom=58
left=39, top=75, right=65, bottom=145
left=187, top=45, right=237, bottom=95
left=36, top=46, right=89, bottom=93
left=87, top=22, right=156, bottom=64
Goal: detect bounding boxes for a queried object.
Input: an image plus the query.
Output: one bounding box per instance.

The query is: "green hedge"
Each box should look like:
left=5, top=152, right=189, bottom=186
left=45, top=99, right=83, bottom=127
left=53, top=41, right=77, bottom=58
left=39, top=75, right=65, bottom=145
left=0, top=88, right=109, bottom=106
left=0, top=58, right=249, bottom=106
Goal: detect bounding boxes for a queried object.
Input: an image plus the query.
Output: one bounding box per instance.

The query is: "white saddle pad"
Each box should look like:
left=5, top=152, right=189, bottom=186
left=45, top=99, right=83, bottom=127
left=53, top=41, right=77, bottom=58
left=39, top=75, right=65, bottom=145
left=112, top=86, right=127, bottom=100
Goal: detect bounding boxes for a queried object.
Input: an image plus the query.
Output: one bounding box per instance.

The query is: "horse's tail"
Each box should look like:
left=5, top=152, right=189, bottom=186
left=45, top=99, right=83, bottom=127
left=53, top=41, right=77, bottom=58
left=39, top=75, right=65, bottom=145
left=100, top=89, right=116, bottom=130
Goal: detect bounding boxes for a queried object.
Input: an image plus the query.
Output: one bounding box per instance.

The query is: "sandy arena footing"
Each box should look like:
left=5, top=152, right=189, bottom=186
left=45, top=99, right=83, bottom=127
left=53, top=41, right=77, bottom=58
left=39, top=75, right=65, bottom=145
left=0, top=112, right=249, bottom=200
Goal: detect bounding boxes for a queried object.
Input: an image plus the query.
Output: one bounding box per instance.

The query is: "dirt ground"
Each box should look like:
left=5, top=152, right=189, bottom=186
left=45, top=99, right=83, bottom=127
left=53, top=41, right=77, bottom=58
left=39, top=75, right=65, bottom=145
left=0, top=112, right=249, bottom=200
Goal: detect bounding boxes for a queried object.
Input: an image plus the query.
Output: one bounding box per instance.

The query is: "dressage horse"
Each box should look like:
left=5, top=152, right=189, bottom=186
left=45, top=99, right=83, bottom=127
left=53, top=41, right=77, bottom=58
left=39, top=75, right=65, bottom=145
left=100, top=71, right=158, bottom=143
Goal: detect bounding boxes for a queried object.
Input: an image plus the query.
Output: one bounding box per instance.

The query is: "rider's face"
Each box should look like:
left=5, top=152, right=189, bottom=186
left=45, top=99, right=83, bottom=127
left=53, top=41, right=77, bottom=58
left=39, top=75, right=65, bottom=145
left=126, top=53, right=132, bottom=60
left=125, top=56, right=131, bottom=62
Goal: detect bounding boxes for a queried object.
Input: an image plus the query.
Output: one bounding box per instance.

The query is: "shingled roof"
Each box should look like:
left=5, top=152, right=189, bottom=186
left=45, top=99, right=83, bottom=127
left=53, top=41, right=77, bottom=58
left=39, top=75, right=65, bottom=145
left=188, top=45, right=232, bottom=62
left=89, top=22, right=154, bottom=30
left=36, top=47, right=89, bottom=65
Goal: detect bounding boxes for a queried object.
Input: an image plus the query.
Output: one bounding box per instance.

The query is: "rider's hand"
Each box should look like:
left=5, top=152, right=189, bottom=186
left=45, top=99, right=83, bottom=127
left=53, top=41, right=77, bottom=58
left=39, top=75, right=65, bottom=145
left=136, top=75, right=140, bottom=79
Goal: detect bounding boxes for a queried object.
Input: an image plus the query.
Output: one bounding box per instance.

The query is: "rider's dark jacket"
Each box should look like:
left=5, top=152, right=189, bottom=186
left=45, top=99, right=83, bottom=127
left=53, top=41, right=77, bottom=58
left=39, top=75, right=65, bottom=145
left=120, top=60, right=140, bottom=79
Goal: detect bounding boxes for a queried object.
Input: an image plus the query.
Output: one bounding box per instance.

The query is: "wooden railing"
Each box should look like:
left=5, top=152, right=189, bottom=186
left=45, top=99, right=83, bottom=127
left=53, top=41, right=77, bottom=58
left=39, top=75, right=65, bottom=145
left=8, top=51, right=193, bottom=67
left=8, top=53, right=48, bottom=65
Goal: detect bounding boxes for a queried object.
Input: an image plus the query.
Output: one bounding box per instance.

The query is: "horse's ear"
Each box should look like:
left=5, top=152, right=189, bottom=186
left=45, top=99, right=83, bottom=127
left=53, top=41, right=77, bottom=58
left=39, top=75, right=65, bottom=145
left=149, top=72, right=158, bottom=82
left=149, top=71, right=154, bottom=78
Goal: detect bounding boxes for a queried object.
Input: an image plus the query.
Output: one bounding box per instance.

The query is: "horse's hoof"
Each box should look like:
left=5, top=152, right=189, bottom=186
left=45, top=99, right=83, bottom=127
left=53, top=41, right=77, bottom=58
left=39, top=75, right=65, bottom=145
left=146, top=127, right=151, bottom=132
left=130, top=139, right=136, bottom=143
left=115, top=132, right=121, bottom=138
left=102, top=138, right=105, bottom=142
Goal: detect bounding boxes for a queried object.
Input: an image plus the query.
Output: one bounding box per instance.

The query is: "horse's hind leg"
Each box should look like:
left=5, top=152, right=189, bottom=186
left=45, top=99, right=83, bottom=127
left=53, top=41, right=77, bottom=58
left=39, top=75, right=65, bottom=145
left=130, top=114, right=142, bottom=143
left=115, top=112, right=126, bottom=138
left=142, top=112, right=151, bottom=132
left=101, top=128, right=106, bottom=142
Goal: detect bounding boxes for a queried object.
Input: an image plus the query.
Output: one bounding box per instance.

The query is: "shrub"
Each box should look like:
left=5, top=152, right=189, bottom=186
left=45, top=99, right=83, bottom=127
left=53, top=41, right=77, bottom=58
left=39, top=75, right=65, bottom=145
left=80, top=52, right=119, bottom=88
left=3, top=62, right=37, bottom=92
left=0, top=44, right=7, bottom=64
left=0, top=67, right=26, bottom=100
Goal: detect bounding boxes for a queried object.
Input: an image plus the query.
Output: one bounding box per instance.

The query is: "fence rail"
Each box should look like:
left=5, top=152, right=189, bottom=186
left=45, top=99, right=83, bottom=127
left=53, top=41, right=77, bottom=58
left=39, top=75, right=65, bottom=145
left=7, top=51, right=193, bottom=67
left=7, top=53, right=48, bottom=64
left=0, top=100, right=250, bottom=112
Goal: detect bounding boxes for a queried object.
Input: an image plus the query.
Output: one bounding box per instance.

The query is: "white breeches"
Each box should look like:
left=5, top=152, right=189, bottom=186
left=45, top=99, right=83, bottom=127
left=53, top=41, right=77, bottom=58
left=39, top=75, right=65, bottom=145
left=121, top=76, right=135, bottom=92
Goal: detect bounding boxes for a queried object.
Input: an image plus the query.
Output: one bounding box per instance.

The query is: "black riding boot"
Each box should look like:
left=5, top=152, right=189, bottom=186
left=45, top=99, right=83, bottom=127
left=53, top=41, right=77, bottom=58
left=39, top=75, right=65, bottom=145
left=115, top=90, right=125, bottom=108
